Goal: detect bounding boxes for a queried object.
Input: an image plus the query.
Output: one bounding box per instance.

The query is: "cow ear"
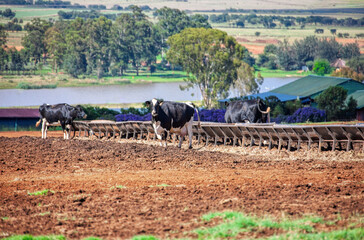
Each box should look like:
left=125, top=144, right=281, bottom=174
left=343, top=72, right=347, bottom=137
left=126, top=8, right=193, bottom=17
left=145, top=101, right=151, bottom=107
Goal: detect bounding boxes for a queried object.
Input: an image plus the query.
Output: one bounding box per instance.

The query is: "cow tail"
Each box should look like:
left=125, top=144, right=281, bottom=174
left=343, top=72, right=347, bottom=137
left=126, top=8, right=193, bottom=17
left=35, top=119, right=41, bottom=127
left=257, top=99, right=271, bottom=114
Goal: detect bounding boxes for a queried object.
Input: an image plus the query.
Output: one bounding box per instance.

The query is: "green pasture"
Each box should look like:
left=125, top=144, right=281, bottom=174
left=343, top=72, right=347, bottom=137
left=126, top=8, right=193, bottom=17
left=0, top=6, right=63, bottom=20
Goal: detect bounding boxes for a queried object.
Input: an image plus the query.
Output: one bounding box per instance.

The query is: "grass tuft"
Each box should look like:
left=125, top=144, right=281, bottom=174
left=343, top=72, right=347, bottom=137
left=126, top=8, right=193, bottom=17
left=28, top=189, right=54, bottom=196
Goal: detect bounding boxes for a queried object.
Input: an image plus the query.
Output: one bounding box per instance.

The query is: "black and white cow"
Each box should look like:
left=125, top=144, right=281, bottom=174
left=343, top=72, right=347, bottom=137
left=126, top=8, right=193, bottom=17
left=35, top=103, right=87, bottom=139
left=224, top=99, right=270, bottom=123
left=145, top=99, right=200, bottom=149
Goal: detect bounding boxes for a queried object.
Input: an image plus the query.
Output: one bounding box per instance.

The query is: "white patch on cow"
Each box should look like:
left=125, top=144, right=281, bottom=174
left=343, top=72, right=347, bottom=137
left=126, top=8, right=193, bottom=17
left=152, top=98, right=158, bottom=105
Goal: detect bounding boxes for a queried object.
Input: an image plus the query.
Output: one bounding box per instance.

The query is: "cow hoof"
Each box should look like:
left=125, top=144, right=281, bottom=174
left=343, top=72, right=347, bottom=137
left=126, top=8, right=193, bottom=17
left=188, top=146, right=193, bottom=149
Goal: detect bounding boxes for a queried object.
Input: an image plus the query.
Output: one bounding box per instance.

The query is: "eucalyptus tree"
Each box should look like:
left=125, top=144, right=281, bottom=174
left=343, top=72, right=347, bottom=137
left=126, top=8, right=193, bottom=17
left=22, top=18, right=52, bottom=65
left=45, top=22, right=67, bottom=73
left=235, top=62, right=264, bottom=97
left=114, top=6, right=161, bottom=76
left=84, top=16, right=112, bottom=79
left=154, top=7, right=210, bottom=59
left=0, top=24, right=8, bottom=47
left=63, top=18, right=88, bottom=77
left=292, top=36, right=319, bottom=66
left=167, top=28, right=246, bottom=108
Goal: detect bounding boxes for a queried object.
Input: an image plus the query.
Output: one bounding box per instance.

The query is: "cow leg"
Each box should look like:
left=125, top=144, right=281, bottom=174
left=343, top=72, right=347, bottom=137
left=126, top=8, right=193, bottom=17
left=61, top=122, right=67, bottom=139
left=41, top=119, right=47, bottom=139
left=187, top=121, right=193, bottom=149
left=178, top=135, right=183, bottom=148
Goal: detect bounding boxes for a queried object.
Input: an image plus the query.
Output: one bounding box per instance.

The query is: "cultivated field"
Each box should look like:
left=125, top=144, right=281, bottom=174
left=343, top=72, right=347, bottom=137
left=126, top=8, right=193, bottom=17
left=0, top=133, right=363, bottom=239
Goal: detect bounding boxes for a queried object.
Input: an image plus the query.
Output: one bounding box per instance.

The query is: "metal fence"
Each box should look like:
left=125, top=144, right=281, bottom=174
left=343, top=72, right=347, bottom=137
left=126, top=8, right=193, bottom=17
left=73, top=120, right=364, bottom=152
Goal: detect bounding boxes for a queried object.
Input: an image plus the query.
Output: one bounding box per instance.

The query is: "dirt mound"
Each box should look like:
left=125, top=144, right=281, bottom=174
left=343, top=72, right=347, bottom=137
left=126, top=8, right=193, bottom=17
left=0, top=136, right=363, bottom=239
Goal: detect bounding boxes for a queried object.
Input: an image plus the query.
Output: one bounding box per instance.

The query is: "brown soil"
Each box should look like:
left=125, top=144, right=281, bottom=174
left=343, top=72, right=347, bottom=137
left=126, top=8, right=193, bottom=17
left=0, top=133, right=363, bottom=239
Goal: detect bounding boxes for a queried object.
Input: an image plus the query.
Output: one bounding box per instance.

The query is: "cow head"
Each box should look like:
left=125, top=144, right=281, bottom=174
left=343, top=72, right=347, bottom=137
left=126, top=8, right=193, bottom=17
left=75, top=105, right=87, bottom=119
left=145, top=98, right=161, bottom=119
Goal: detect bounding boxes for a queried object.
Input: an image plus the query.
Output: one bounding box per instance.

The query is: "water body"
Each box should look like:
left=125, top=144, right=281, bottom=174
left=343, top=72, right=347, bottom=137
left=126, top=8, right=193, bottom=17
left=0, top=78, right=297, bottom=107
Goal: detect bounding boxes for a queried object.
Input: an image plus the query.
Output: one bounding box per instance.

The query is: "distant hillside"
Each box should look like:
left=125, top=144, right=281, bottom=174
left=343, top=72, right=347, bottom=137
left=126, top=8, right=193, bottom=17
left=66, top=0, right=364, bottom=11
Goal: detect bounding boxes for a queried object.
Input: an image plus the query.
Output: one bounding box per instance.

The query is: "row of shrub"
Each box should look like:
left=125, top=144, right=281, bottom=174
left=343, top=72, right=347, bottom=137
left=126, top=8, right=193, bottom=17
left=113, top=107, right=326, bottom=124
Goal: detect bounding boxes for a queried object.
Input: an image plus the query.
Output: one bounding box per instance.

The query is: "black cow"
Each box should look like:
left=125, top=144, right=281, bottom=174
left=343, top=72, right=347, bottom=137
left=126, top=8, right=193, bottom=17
left=145, top=99, right=200, bottom=149
left=35, top=103, right=86, bottom=139
left=224, top=99, right=270, bottom=123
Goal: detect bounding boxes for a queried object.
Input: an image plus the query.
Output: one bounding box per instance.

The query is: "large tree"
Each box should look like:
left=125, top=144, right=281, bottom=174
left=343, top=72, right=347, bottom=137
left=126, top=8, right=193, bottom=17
left=45, top=23, right=67, bottom=73
left=84, top=16, right=112, bottom=79
left=22, top=18, right=52, bottom=65
left=63, top=18, right=88, bottom=77
left=115, top=6, right=161, bottom=76
left=167, top=28, right=245, bottom=108
left=316, top=86, right=350, bottom=121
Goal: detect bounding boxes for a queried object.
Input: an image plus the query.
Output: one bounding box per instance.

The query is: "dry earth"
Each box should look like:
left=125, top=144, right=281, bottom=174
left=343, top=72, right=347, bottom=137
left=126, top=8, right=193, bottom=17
left=0, top=132, right=363, bottom=239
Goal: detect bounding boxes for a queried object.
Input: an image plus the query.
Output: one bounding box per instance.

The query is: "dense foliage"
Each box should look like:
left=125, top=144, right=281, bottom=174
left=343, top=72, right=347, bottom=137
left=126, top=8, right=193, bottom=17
left=257, top=36, right=360, bottom=72
left=82, top=106, right=119, bottom=121
left=316, top=86, right=357, bottom=121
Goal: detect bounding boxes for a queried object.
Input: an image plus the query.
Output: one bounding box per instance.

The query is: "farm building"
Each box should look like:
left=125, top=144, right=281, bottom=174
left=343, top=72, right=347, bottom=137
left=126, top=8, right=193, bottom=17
left=221, top=75, right=364, bottom=120
left=0, top=108, right=40, bottom=131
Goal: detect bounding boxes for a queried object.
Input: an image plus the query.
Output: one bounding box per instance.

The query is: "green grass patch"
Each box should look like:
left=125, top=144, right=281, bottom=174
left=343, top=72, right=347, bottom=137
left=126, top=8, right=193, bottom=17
left=257, top=67, right=312, bottom=78
left=266, top=228, right=364, bottom=240
left=16, top=82, right=57, bottom=89
left=195, top=211, right=361, bottom=239
left=132, top=236, right=159, bottom=240
left=110, top=185, right=127, bottom=190
left=28, top=189, right=54, bottom=196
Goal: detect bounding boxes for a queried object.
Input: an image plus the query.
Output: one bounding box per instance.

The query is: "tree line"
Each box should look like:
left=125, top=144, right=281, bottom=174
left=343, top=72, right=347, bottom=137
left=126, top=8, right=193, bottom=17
left=0, top=6, right=211, bottom=77
left=210, top=13, right=364, bottom=28
left=256, top=36, right=361, bottom=72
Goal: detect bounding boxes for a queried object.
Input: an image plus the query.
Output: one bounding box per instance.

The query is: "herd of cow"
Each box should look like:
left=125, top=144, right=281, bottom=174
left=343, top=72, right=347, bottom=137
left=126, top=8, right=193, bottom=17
left=36, top=99, right=271, bottom=148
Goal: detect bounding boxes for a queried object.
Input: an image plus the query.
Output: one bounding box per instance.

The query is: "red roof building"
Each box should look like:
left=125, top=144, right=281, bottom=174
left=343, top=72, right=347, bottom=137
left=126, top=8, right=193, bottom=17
left=0, top=109, right=40, bottom=118
left=0, top=109, right=40, bottom=131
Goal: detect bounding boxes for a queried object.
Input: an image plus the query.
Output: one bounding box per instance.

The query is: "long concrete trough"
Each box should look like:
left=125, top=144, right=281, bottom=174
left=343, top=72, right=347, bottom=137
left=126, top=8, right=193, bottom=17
left=73, top=120, right=364, bottom=152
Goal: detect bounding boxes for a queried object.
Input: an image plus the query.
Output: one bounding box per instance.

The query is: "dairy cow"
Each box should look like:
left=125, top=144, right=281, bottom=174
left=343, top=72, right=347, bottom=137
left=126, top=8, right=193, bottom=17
left=225, top=99, right=270, bottom=123
left=35, top=103, right=86, bottom=139
left=145, top=99, right=200, bottom=149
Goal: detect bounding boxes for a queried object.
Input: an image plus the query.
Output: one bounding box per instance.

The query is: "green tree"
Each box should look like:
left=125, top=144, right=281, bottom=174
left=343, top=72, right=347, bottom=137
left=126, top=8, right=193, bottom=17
left=63, top=18, right=88, bottom=77
left=0, top=47, right=8, bottom=73
left=234, top=62, right=264, bottom=96
left=167, top=28, right=245, bottom=108
left=277, top=39, right=297, bottom=70
left=84, top=16, right=112, bottom=79
left=45, top=24, right=66, bottom=73
left=316, top=86, right=348, bottom=120
left=317, top=37, right=341, bottom=62
left=313, top=59, right=332, bottom=76
left=22, top=18, right=52, bottom=65
left=347, top=57, right=364, bottom=74
left=117, top=6, right=161, bottom=76
left=292, top=36, right=318, bottom=66
left=8, top=47, right=25, bottom=74
left=0, top=24, right=8, bottom=47
left=341, top=42, right=360, bottom=59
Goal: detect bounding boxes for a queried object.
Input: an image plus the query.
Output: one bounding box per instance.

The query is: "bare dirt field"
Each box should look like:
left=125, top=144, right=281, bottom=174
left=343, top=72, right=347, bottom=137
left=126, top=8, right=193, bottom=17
left=0, top=132, right=363, bottom=239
